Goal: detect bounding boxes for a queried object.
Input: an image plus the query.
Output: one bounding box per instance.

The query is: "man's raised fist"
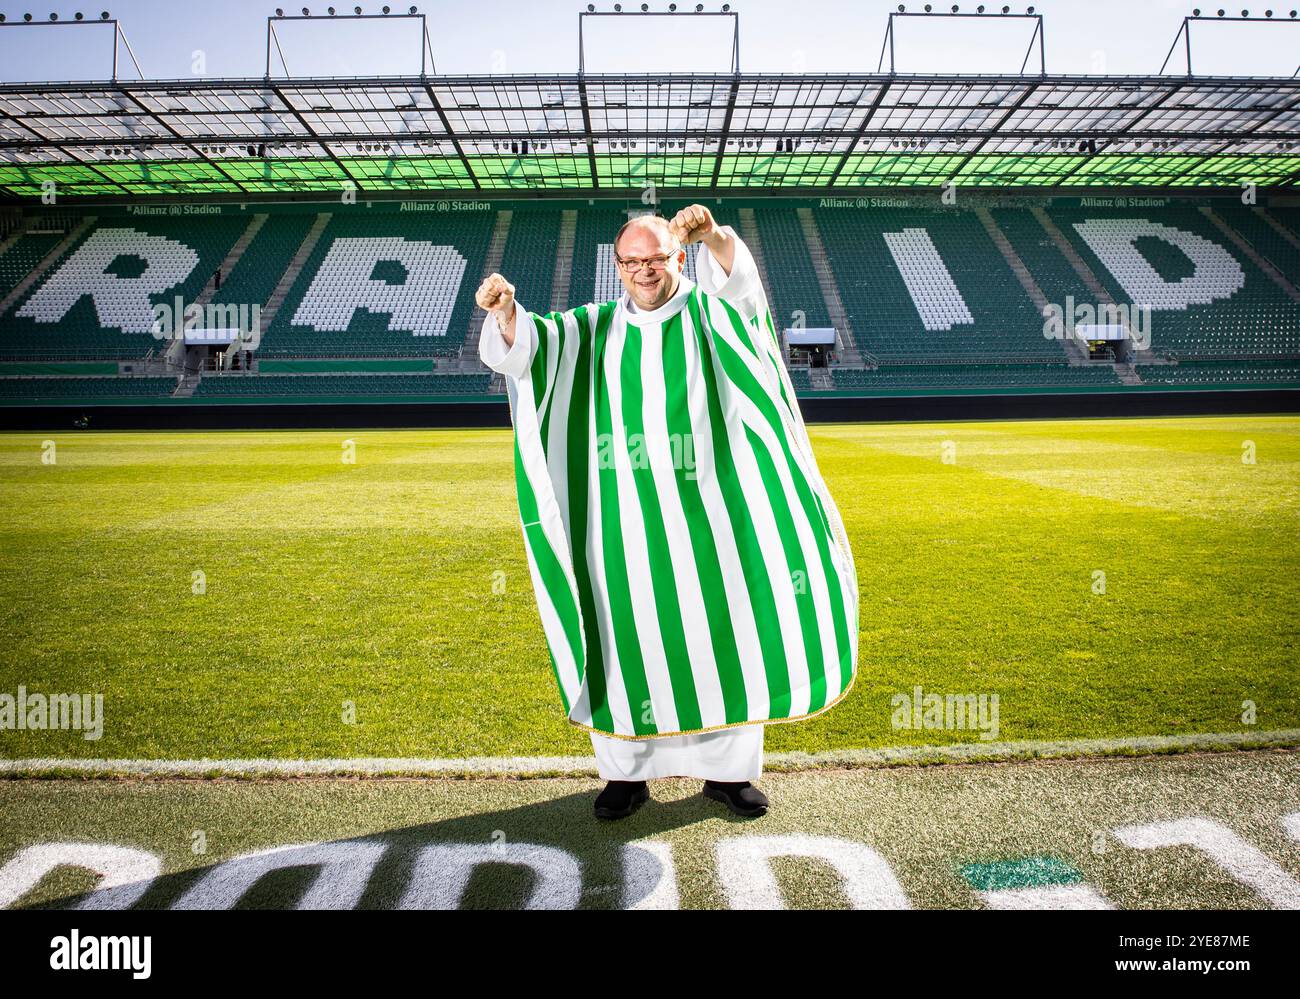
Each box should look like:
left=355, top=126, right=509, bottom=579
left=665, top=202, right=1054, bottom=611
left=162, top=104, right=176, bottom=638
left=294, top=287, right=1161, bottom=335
left=667, top=204, right=718, bottom=247
left=476, top=272, right=516, bottom=315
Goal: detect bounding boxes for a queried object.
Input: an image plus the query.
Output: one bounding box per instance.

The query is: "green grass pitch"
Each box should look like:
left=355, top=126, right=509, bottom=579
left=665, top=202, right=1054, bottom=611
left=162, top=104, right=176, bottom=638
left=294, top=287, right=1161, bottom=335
left=0, top=415, right=1296, bottom=761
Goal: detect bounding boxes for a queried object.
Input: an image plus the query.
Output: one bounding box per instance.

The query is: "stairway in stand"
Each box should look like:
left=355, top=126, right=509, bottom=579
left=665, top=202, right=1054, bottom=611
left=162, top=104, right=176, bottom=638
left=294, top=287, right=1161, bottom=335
left=258, top=212, right=333, bottom=329
left=1201, top=207, right=1300, bottom=304
left=455, top=209, right=513, bottom=374
left=194, top=214, right=269, bottom=307
left=794, top=208, right=864, bottom=367
left=550, top=210, right=578, bottom=312
left=0, top=216, right=97, bottom=316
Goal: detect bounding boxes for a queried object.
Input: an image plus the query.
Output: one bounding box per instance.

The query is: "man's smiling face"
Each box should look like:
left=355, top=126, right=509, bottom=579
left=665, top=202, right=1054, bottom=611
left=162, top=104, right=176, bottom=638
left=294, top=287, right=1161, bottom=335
left=615, top=218, right=686, bottom=312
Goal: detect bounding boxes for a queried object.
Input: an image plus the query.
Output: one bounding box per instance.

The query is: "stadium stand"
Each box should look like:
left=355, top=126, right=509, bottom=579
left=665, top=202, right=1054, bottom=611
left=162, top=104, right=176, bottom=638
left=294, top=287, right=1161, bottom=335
left=258, top=208, right=492, bottom=357
left=0, top=197, right=1298, bottom=404
left=752, top=206, right=832, bottom=331
left=493, top=208, right=561, bottom=317
left=497, top=209, right=561, bottom=316
left=1271, top=208, right=1300, bottom=242
left=207, top=214, right=316, bottom=315
left=1045, top=202, right=1300, bottom=359
left=192, top=372, right=491, bottom=398
left=831, top=362, right=1122, bottom=392
left=0, top=231, right=63, bottom=301
left=1132, top=360, right=1300, bottom=387
left=786, top=367, right=814, bottom=393
left=989, top=207, right=1095, bottom=310
left=1, top=215, right=246, bottom=360
left=815, top=205, right=1067, bottom=363
left=1214, top=206, right=1300, bottom=288
left=0, top=375, right=176, bottom=400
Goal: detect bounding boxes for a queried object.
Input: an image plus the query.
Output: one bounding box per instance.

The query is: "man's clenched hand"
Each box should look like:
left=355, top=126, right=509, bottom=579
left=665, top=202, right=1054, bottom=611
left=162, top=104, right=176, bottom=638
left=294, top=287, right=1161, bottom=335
left=476, top=272, right=515, bottom=315
left=668, top=203, right=735, bottom=276
left=476, top=272, right=517, bottom=345
left=667, top=204, right=718, bottom=247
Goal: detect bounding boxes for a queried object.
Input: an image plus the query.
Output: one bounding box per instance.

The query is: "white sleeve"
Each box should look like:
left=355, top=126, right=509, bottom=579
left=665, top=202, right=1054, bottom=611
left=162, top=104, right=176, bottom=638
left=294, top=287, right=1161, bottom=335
left=696, top=225, right=789, bottom=391
left=693, top=225, right=765, bottom=323
left=478, top=303, right=536, bottom=381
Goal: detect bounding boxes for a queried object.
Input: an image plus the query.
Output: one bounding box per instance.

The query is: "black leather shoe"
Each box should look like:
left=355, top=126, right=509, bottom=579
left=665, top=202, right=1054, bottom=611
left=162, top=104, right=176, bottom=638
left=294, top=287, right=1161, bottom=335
left=702, top=780, right=769, bottom=817
left=593, top=780, right=649, bottom=820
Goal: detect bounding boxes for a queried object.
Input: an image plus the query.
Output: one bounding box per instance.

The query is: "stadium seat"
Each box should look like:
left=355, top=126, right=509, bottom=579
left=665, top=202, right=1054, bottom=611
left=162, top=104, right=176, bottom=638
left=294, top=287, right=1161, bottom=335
left=2, top=199, right=1297, bottom=399
left=0, top=231, right=64, bottom=301
left=0, top=375, right=176, bottom=400
left=815, top=205, right=1066, bottom=363
left=258, top=209, right=493, bottom=358
left=1045, top=203, right=1300, bottom=359
left=498, top=209, right=561, bottom=312
left=751, top=207, right=831, bottom=331
left=1, top=217, right=246, bottom=361
left=190, top=372, right=492, bottom=398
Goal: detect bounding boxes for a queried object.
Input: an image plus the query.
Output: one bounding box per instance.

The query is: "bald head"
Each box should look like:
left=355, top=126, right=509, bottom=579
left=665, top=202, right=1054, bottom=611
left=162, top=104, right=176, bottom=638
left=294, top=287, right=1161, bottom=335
left=614, top=214, right=681, bottom=257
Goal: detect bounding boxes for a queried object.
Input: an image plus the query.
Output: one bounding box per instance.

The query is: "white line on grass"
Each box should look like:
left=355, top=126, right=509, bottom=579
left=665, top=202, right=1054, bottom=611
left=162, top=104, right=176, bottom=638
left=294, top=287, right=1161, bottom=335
left=1, top=728, right=1297, bottom=778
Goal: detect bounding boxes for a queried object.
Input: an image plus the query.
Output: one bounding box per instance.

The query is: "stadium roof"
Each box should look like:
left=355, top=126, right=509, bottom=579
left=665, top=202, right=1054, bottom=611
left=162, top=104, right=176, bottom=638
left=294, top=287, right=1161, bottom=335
left=1, top=72, right=1299, bottom=200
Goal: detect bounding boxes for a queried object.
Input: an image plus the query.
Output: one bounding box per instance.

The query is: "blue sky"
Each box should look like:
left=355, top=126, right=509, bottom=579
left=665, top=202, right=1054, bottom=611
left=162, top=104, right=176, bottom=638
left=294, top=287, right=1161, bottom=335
left=0, top=0, right=1296, bottom=81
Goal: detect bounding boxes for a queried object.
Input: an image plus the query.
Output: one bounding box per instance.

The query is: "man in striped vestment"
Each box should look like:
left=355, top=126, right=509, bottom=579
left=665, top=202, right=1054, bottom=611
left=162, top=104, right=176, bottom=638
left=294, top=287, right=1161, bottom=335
left=477, top=204, right=858, bottom=819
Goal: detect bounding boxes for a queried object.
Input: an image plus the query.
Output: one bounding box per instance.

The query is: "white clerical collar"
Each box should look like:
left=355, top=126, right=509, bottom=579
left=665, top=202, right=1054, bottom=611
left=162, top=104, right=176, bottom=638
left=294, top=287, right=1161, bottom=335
left=622, top=273, right=695, bottom=326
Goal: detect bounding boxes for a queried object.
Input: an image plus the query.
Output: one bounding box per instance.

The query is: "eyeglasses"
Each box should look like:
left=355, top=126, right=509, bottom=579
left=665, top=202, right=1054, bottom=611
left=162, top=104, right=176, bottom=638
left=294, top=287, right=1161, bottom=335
left=616, top=253, right=675, bottom=274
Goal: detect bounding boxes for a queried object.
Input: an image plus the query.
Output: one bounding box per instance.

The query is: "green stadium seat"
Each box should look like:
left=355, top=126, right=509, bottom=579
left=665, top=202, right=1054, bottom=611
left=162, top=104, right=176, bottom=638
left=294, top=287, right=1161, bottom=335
left=830, top=363, right=1121, bottom=392
left=0, top=376, right=175, bottom=400
left=498, top=209, right=561, bottom=313
left=1, top=216, right=246, bottom=361
left=1135, top=360, right=1300, bottom=387
left=752, top=207, right=831, bottom=331
left=209, top=214, right=315, bottom=313
left=191, top=372, right=492, bottom=398
left=990, top=207, right=1095, bottom=308
left=0, top=231, right=64, bottom=301
left=258, top=209, right=493, bottom=358
left=1045, top=202, right=1300, bottom=359
left=815, top=205, right=1067, bottom=363
left=1214, top=206, right=1300, bottom=288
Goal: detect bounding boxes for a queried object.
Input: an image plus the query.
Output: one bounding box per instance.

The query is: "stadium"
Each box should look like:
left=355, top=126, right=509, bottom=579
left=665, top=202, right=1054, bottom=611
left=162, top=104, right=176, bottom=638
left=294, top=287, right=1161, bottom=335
left=0, top=0, right=1298, bottom=938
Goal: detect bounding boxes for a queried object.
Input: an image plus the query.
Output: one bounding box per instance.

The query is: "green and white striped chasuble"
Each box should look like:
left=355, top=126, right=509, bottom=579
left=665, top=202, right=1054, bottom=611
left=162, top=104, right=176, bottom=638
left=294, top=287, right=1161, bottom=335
left=480, top=229, right=858, bottom=740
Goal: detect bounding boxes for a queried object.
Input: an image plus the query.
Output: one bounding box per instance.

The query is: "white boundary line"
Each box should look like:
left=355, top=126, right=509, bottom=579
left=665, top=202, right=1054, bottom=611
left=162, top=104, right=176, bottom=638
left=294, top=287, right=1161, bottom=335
left=1, top=729, right=1297, bottom=778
